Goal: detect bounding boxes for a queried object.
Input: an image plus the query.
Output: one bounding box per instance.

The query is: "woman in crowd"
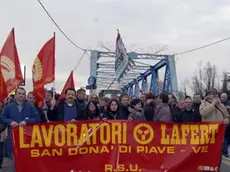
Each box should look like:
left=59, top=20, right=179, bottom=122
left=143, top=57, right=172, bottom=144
left=89, top=94, right=99, bottom=101
left=128, top=98, right=146, bottom=120
left=85, top=100, right=100, bottom=120
left=103, top=99, right=126, bottom=120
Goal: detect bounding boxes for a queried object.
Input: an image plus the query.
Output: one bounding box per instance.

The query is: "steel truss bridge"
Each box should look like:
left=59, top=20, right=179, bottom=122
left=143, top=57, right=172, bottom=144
left=90, top=50, right=178, bottom=97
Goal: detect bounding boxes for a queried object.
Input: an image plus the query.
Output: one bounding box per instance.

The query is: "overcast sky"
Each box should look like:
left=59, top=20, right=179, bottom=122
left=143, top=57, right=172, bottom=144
left=1, top=0, right=230, bottom=94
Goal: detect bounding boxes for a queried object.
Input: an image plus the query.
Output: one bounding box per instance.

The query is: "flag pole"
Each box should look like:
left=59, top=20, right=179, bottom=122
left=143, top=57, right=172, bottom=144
left=15, top=81, right=18, bottom=89
left=52, top=32, right=56, bottom=99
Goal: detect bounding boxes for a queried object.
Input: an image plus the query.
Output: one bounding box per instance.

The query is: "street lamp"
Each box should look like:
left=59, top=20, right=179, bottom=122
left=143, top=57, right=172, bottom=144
left=20, top=65, right=26, bottom=86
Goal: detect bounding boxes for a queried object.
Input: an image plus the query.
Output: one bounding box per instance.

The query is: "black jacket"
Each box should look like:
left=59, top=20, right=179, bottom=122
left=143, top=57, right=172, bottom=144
left=35, top=104, right=47, bottom=122
left=119, top=105, right=129, bottom=119
left=47, top=101, right=86, bottom=121
left=170, top=104, right=181, bottom=122
left=76, top=100, right=87, bottom=118
left=144, top=106, right=155, bottom=121
left=192, top=103, right=201, bottom=114
left=103, top=111, right=126, bottom=120
left=144, top=101, right=156, bottom=121
left=177, top=109, right=201, bottom=122
left=223, top=101, right=230, bottom=138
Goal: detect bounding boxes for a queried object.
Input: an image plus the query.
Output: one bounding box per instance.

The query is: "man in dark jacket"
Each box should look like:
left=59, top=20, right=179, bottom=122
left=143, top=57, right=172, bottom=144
left=43, top=90, right=53, bottom=111
left=48, top=88, right=86, bottom=121
left=119, top=94, right=129, bottom=119
left=144, top=99, right=156, bottom=121
left=221, top=92, right=230, bottom=157
left=221, top=93, right=230, bottom=109
left=2, top=87, right=41, bottom=171
left=27, top=91, right=47, bottom=122
left=193, top=93, right=202, bottom=113
left=168, top=93, right=181, bottom=122
left=76, top=88, right=87, bottom=118
left=177, top=96, right=201, bottom=122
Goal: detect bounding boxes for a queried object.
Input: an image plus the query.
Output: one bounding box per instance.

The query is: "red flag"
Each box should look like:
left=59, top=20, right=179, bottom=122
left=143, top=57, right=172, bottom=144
left=58, top=71, right=75, bottom=101
left=0, top=70, right=7, bottom=102
left=32, top=34, right=55, bottom=108
left=0, top=28, right=23, bottom=94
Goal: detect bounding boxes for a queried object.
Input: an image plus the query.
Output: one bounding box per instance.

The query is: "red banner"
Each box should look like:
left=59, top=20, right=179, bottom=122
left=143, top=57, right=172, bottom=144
left=12, top=121, right=224, bottom=172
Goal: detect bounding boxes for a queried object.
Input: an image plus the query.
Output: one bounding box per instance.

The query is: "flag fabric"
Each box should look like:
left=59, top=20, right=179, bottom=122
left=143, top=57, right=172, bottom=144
left=58, top=71, right=75, bottom=101
left=115, top=31, right=135, bottom=82
left=32, top=34, right=55, bottom=108
left=0, top=70, right=7, bottom=102
left=0, top=28, right=23, bottom=94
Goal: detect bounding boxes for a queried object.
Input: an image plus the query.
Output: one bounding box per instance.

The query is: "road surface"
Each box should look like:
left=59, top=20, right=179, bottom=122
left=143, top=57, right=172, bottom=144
left=221, top=156, right=230, bottom=172
left=1, top=156, right=230, bottom=172
left=1, top=158, right=11, bottom=172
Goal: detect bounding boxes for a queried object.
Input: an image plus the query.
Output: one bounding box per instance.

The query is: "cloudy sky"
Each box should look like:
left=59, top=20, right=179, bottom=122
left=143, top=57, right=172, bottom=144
left=1, top=0, right=230, bottom=93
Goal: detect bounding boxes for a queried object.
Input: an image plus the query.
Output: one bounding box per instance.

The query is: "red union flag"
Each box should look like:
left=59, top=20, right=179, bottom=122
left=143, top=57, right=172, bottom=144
left=12, top=121, right=224, bottom=172
left=32, top=34, right=55, bottom=107
left=58, top=71, right=75, bottom=101
left=0, top=70, right=7, bottom=102
left=0, top=28, right=23, bottom=93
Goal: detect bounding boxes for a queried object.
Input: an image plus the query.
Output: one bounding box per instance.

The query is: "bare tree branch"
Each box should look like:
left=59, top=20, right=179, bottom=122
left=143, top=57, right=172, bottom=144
left=189, top=61, right=218, bottom=95
left=97, top=41, right=111, bottom=51
left=181, top=79, right=189, bottom=96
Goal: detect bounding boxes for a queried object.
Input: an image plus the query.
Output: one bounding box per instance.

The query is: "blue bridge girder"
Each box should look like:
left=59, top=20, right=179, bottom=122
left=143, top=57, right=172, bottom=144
left=97, top=71, right=140, bottom=77
left=90, top=50, right=178, bottom=97
left=97, top=64, right=150, bottom=70
left=98, top=51, right=167, bottom=60
left=121, top=56, right=178, bottom=97
left=97, top=77, right=113, bottom=80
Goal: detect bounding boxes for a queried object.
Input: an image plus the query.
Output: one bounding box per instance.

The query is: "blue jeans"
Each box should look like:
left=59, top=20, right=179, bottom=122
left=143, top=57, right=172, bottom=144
left=222, top=138, right=229, bottom=155
left=0, top=142, right=3, bottom=167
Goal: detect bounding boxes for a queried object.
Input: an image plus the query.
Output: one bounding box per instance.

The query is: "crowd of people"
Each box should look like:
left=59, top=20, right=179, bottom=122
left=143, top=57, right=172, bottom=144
left=0, top=87, right=230, bottom=171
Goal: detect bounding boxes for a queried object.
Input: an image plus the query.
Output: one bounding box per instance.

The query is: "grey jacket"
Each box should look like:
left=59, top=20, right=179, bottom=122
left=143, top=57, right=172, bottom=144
left=128, top=108, right=146, bottom=120
left=154, top=103, right=172, bottom=122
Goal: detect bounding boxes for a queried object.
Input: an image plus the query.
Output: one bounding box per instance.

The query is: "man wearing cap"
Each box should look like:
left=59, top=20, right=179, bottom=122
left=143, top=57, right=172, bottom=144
left=200, top=89, right=229, bottom=158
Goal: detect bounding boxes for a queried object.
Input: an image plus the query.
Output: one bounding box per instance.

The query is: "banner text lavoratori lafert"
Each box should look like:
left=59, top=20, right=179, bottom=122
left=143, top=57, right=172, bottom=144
left=17, top=122, right=219, bottom=158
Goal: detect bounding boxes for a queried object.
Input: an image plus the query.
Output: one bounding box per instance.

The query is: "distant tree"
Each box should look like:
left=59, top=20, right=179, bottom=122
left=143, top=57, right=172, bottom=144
left=222, top=72, right=228, bottom=93
left=181, top=79, right=189, bottom=97
left=178, top=90, right=185, bottom=101
left=189, top=61, right=217, bottom=95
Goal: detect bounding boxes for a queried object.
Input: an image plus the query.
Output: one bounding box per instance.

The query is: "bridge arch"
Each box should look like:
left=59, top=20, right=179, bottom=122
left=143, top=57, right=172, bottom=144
left=90, top=50, right=178, bottom=97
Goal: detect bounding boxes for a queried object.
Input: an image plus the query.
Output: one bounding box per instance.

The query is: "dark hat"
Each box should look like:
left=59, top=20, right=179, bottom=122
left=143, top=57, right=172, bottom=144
left=130, top=98, right=142, bottom=107
left=205, top=88, right=218, bottom=97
